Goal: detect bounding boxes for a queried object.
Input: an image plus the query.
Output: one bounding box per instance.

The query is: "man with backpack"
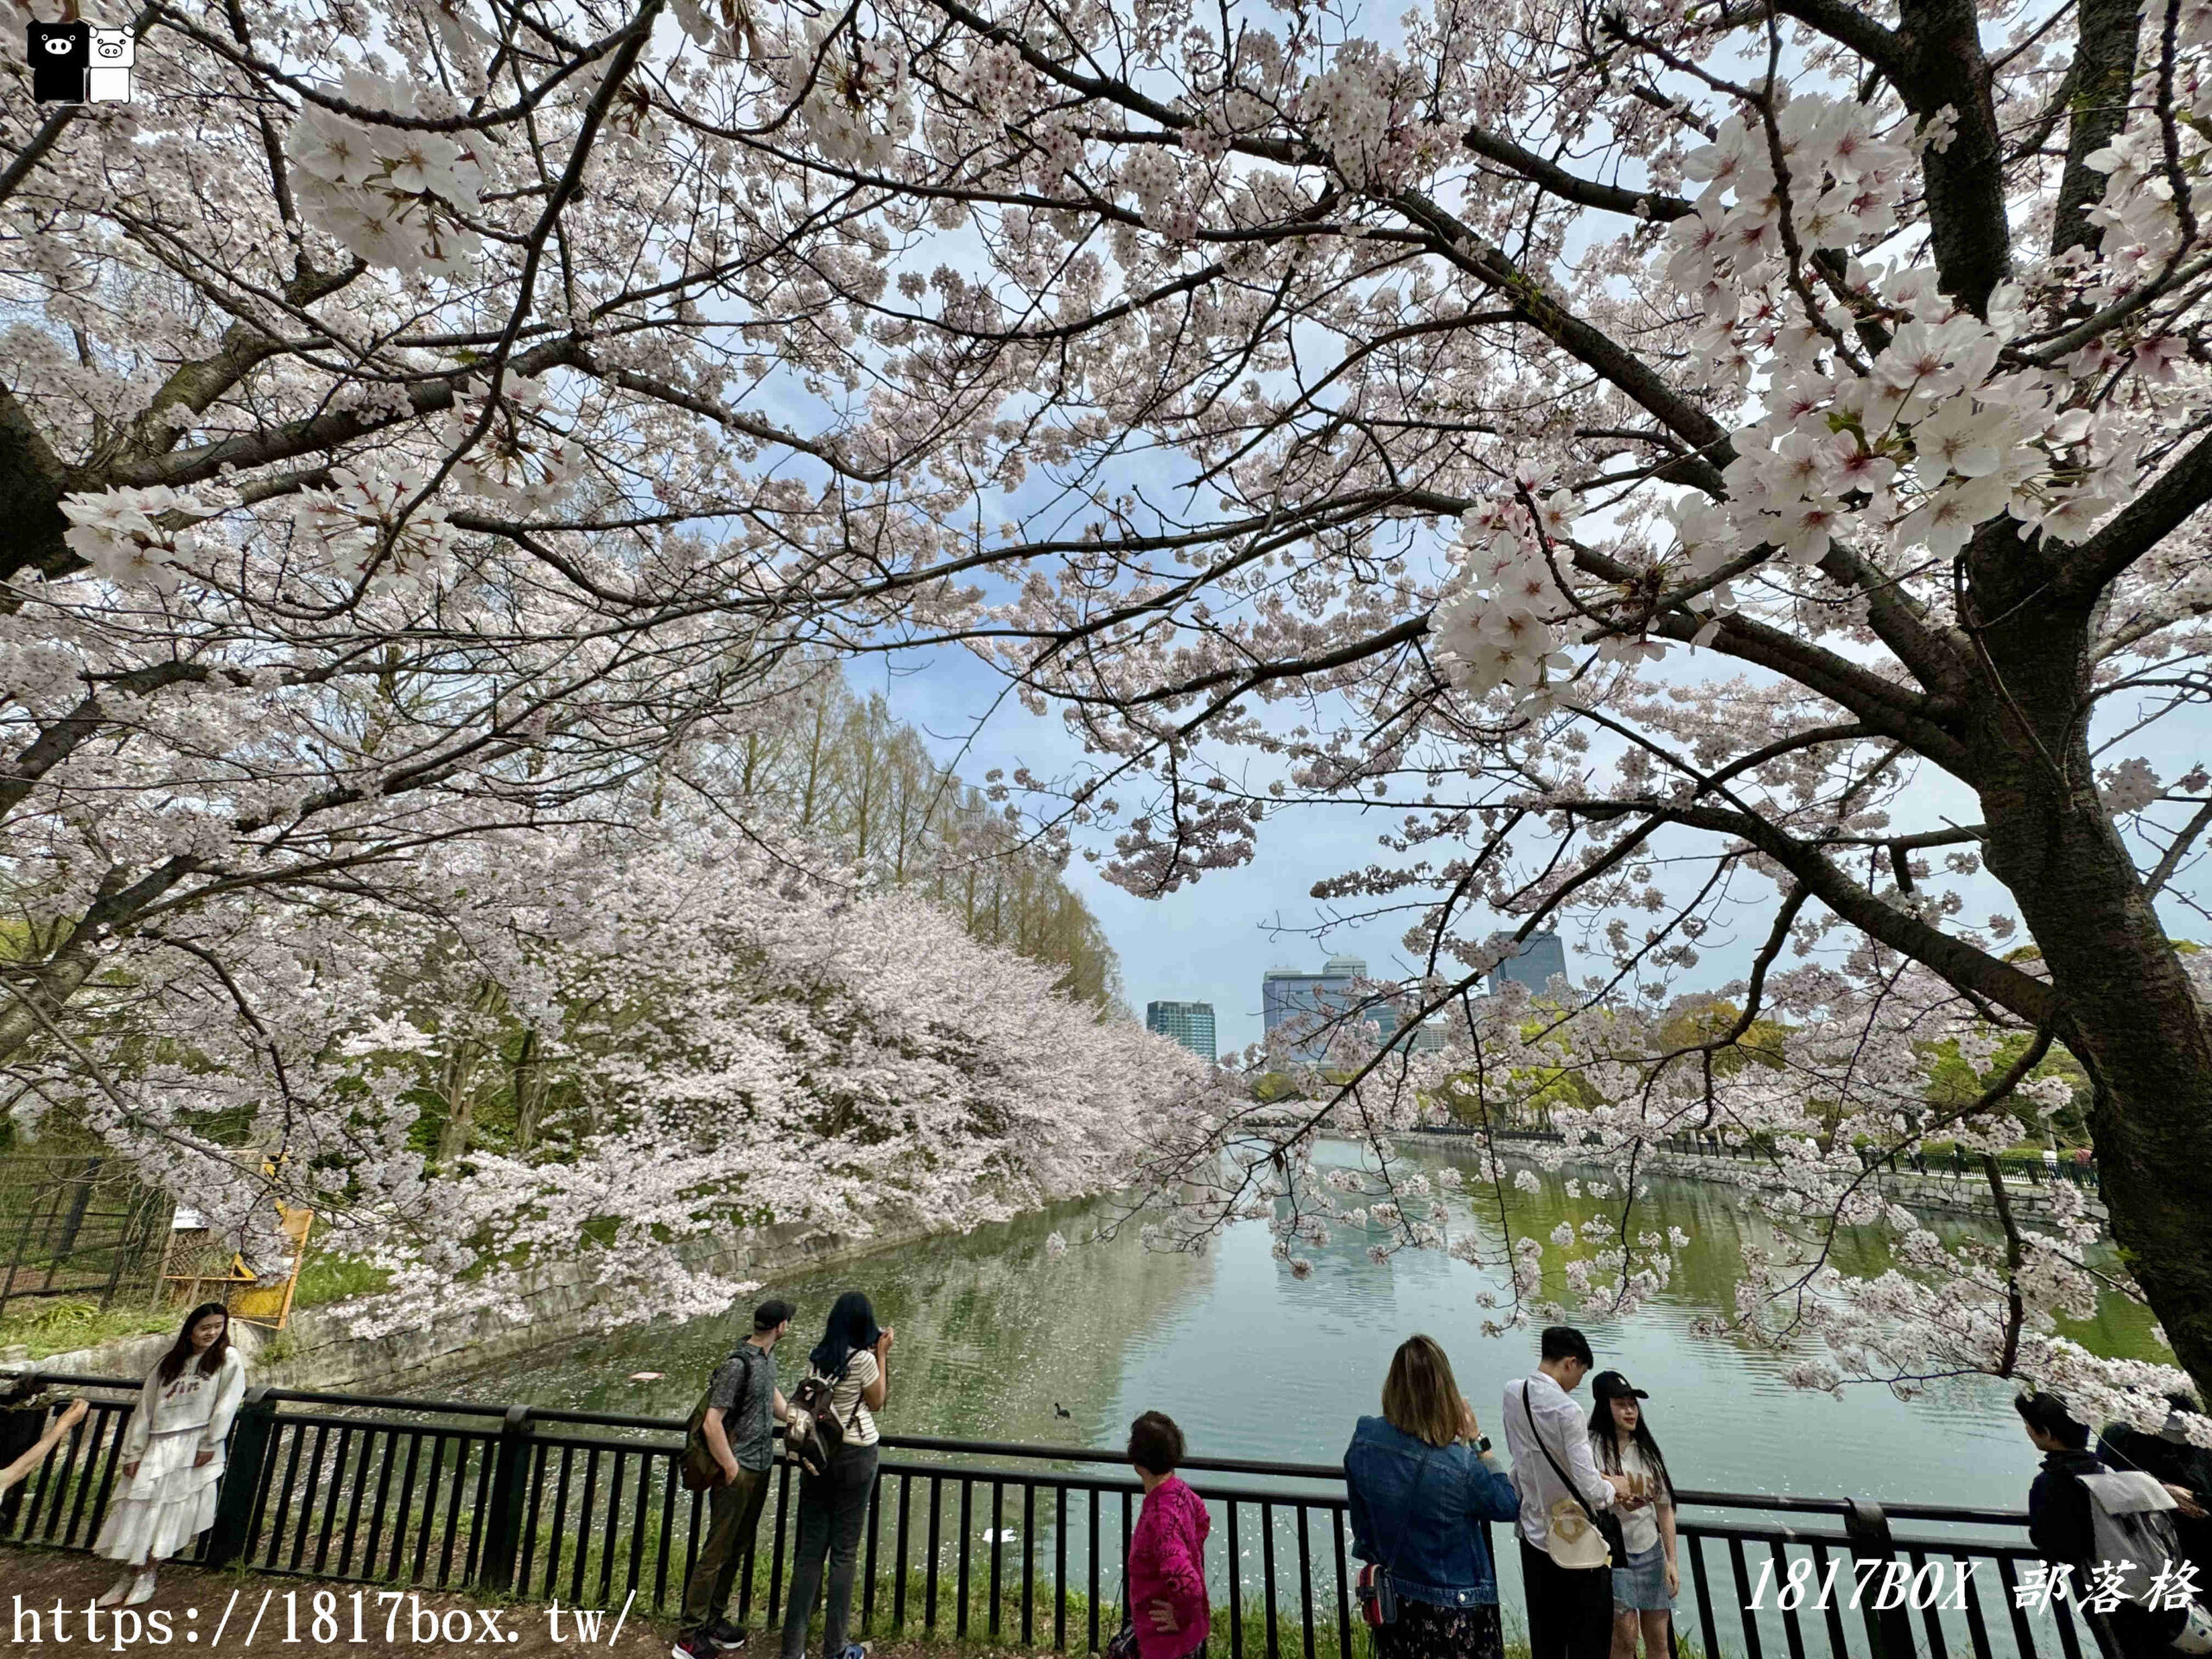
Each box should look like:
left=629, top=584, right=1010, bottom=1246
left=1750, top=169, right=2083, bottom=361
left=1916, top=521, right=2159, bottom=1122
left=2017, top=1392, right=2209, bottom=1659
left=2101, top=1395, right=2212, bottom=1589
left=676, top=1300, right=796, bottom=1659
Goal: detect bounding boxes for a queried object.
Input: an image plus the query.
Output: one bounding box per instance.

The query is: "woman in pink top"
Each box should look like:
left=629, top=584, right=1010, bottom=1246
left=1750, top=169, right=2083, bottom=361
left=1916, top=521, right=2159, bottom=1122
left=1128, top=1411, right=1211, bottom=1659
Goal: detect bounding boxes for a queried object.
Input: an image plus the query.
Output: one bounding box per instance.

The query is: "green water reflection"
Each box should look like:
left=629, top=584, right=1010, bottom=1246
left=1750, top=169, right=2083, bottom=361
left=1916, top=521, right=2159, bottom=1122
left=435, top=1138, right=2162, bottom=1511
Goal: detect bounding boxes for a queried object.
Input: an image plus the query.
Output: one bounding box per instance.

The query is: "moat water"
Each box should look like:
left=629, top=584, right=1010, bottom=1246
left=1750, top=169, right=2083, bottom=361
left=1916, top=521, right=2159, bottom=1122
left=432, top=1137, right=2158, bottom=1512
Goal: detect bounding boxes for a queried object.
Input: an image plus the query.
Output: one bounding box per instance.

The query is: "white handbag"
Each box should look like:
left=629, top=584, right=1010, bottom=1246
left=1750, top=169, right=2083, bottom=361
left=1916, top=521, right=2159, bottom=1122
left=1522, top=1384, right=1618, bottom=1569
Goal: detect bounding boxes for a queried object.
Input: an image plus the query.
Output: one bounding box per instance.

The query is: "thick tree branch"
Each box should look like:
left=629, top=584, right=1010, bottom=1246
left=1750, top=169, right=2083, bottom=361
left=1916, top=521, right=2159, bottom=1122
left=2051, top=423, right=2212, bottom=603
left=2050, top=0, right=2143, bottom=259
left=1460, top=127, right=1694, bottom=221
left=1561, top=795, right=2062, bottom=1021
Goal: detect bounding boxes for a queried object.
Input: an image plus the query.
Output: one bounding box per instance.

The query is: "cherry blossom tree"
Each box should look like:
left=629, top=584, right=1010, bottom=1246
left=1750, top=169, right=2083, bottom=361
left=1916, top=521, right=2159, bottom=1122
left=6, top=809, right=1182, bottom=1331
left=791, top=0, right=2212, bottom=1415
left=6, top=0, right=2212, bottom=1415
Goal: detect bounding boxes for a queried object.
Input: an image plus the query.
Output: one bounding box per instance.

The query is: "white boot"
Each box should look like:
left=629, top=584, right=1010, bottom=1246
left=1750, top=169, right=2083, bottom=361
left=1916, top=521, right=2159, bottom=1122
left=124, top=1569, right=157, bottom=1606
left=94, top=1574, right=134, bottom=1609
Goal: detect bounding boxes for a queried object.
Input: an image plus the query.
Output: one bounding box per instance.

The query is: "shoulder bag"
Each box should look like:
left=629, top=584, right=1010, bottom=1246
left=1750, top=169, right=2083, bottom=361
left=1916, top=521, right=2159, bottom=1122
left=1519, top=1383, right=1626, bottom=1570
left=1356, top=1562, right=1399, bottom=1629
left=1107, top=1547, right=1142, bottom=1659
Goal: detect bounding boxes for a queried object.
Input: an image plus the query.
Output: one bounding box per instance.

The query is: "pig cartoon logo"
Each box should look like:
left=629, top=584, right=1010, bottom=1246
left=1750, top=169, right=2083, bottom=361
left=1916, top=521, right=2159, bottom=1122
left=29, top=20, right=90, bottom=103
left=86, top=24, right=131, bottom=100
left=27, top=21, right=132, bottom=102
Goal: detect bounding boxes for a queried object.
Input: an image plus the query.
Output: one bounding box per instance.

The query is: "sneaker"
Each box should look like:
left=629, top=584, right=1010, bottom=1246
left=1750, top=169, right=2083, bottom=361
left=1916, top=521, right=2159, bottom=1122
left=833, top=1645, right=868, bottom=1659
left=706, top=1622, right=748, bottom=1649
left=94, top=1576, right=133, bottom=1610
left=124, top=1572, right=157, bottom=1607
left=673, top=1637, right=718, bottom=1659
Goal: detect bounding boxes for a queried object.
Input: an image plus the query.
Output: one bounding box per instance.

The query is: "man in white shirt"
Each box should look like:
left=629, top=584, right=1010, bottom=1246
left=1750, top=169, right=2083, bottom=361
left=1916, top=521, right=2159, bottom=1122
left=1502, top=1326, right=1637, bottom=1659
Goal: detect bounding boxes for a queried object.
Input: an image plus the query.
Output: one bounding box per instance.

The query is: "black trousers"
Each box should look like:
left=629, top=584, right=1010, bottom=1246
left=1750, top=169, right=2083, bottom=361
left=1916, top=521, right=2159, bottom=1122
left=779, top=1442, right=880, bottom=1659
left=680, top=1465, right=771, bottom=1636
left=1520, top=1537, right=1613, bottom=1659
left=2088, top=1601, right=2190, bottom=1659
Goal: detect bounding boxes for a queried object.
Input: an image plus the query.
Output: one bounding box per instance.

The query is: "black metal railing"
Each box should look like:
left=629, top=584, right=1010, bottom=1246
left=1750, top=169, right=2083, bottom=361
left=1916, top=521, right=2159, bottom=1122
left=1, top=1373, right=2096, bottom=1659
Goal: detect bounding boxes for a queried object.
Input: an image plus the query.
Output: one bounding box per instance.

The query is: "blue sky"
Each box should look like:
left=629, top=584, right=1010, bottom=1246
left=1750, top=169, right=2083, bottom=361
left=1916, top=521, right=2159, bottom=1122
left=854, top=644, right=1437, bottom=1053
left=855, top=632, right=2212, bottom=1058
left=714, top=105, right=2211, bottom=1058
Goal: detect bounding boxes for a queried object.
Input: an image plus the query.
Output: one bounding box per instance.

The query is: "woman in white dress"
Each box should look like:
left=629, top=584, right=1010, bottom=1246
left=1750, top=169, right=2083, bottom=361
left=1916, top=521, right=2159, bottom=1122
left=92, top=1302, right=247, bottom=1607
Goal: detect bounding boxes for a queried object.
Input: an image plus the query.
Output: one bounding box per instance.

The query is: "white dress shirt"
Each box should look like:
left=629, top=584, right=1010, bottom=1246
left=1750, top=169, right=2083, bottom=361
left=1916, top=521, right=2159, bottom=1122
left=1501, top=1372, right=1616, bottom=1549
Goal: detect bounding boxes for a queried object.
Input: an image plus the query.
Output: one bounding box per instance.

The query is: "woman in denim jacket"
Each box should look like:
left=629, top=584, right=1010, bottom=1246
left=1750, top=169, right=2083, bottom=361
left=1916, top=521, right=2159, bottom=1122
left=1346, top=1336, right=1522, bottom=1659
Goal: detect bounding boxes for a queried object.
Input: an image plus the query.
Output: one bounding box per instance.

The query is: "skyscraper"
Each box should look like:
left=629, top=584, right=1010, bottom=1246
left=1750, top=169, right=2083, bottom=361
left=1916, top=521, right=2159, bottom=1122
left=1146, top=1001, right=1217, bottom=1060
left=1260, top=956, right=1443, bottom=1059
left=1484, top=927, right=1568, bottom=996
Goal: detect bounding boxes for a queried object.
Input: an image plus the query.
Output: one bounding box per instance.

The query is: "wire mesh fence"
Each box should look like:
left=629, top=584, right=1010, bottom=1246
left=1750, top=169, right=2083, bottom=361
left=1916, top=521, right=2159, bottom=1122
left=0, top=1156, right=172, bottom=1319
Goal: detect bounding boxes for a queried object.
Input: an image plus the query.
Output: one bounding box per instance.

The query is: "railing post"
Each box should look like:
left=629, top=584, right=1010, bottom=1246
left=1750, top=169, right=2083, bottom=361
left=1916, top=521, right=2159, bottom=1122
left=1843, top=1500, right=1916, bottom=1659
left=478, top=1404, right=535, bottom=1592
left=205, top=1387, right=277, bottom=1568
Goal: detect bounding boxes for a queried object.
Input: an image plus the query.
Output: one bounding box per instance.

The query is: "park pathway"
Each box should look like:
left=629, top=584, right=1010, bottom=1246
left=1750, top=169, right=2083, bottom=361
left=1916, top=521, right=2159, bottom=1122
left=0, top=1550, right=1004, bottom=1659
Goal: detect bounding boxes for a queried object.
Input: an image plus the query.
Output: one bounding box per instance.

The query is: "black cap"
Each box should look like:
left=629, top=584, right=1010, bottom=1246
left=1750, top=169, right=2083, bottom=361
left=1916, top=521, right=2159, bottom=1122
left=753, top=1299, right=796, bottom=1332
left=1591, top=1371, right=1649, bottom=1402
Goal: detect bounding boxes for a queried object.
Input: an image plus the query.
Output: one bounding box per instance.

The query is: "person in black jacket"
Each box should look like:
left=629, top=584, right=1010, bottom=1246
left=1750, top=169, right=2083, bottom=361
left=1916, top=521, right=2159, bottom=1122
left=2099, top=1394, right=2212, bottom=1589
left=2017, top=1393, right=2190, bottom=1659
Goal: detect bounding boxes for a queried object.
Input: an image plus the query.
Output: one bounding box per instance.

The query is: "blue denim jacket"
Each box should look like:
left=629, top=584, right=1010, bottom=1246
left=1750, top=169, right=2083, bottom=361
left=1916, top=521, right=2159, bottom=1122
left=1344, top=1415, right=1522, bottom=1609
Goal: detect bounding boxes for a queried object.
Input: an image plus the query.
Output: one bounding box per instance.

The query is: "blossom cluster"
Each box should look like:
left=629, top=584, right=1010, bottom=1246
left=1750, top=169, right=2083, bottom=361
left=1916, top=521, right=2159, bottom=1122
left=1432, top=482, right=1580, bottom=699
left=60, top=485, right=207, bottom=593
left=283, top=71, right=486, bottom=277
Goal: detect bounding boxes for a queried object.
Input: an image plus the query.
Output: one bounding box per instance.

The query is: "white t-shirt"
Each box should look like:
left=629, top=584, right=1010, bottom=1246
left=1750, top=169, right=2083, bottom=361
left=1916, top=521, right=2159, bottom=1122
left=1592, top=1437, right=1667, bottom=1555
left=816, top=1350, right=880, bottom=1446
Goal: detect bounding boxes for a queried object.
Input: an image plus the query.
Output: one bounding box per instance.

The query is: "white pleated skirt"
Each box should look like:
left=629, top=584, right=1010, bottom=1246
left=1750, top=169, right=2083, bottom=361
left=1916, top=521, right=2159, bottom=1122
left=93, top=1427, right=223, bottom=1565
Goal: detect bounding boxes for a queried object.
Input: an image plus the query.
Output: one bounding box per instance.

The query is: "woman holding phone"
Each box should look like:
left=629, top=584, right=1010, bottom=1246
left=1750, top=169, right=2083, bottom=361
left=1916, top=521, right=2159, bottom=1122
left=1585, top=1373, right=1677, bottom=1659
left=1345, top=1336, right=1522, bottom=1659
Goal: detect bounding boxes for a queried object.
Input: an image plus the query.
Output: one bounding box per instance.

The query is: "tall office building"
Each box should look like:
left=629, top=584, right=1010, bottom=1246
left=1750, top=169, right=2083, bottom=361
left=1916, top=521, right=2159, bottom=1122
left=1484, top=927, right=1568, bottom=996
left=1146, top=1001, right=1217, bottom=1060
left=1262, top=956, right=1446, bottom=1058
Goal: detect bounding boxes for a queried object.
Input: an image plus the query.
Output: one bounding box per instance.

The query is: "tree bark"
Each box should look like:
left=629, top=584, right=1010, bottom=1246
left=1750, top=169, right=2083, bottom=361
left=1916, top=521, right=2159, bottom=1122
left=0, top=860, right=196, bottom=1065
left=512, top=1028, right=550, bottom=1153
left=1966, top=563, right=2212, bottom=1403
left=434, top=1039, right=481, bottom=1166
left=1896, top=0, right=2012, bottom=314
left=2051, top=0, right=2144, bottom=259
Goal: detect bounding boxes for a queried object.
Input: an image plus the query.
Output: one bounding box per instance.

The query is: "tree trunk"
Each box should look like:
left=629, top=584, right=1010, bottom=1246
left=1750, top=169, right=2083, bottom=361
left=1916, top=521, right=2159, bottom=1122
left=0, top=859, right=196, bottom=1066
left=1969, top=575, right=2212, bottom=1403
left=435, top=1041, right=478, bottom=1166
left=512, top=1028, right=550, bottom=1153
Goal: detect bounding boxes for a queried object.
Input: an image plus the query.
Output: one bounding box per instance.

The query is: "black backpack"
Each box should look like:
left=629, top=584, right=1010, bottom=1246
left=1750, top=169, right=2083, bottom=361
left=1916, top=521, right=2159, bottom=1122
left=681, top=1350, right=758, bottom=1492
left=784, top=1370, right=864, bottom=1478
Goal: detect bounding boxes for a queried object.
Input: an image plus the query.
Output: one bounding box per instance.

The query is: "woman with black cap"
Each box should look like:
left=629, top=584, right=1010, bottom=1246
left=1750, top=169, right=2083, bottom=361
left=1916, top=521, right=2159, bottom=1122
left=1586, top=1373, right=1676, bottom=1659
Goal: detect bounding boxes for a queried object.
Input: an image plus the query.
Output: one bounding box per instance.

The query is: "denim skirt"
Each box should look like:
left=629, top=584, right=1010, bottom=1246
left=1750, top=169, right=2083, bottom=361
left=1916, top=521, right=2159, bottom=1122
left=1612, top=1543, right=1673, bottom=1612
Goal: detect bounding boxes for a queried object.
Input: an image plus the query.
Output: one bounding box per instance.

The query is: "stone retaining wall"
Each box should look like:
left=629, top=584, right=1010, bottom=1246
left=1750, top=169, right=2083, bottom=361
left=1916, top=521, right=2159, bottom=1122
left=2, top=1202, right=1003, bottom=1395
left=1474, top=1138, right=2107, bottom=1227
